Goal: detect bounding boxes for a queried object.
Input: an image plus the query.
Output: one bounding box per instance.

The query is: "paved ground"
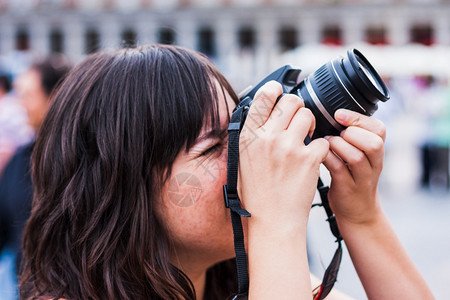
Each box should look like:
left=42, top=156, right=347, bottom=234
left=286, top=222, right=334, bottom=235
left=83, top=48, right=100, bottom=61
left=308, top=178, right=450, bottom=299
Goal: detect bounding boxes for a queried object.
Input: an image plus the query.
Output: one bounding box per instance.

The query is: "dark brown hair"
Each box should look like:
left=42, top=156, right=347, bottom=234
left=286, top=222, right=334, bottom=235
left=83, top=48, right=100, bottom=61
left=21, top=44, right=238, bottom=299
left=31, top=53, right=71, bottom=97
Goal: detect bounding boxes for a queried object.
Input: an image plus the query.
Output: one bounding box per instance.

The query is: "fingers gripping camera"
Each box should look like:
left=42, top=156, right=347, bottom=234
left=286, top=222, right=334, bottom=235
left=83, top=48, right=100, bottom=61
left=236, top=48, right=390, bottom=139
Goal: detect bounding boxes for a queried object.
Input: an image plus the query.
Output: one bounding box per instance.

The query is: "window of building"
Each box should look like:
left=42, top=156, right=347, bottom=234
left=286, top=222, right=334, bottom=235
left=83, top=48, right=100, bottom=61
left=63, top=0, right=78, bottom=10
left=238, top=26, right=256, bottom=50
left=140, top=0, right=152, bottom=9
left=50, top=29, right=64, bottom=53
left=178, top=0, right=191, bottom=7
left=158, top=27, right=176, bottom=45
left=197, top=27, right=216, bottom=57
left=103, top=0, right=115, bottom=10
left=15, top=28, right=30, bottom=51
left=35, top=0, right=62, bottom=8
left=410, top=24, right=434, bottom=46
left=121, top=29, right=137, bottom=47
left=365, top=26, right=387, bottom=45
left=85, top=29, right=100, bottom=54
left=0, top=0, right=7, bottom=12
left=279, top=26, right=298, bottom=52
left=321, top=25, right=342, bottom=46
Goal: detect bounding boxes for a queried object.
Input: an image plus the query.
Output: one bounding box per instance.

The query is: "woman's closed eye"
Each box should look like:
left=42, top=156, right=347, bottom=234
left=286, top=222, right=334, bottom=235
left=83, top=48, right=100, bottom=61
left=193, top=129, right=229, bottom=159
left=200, top=142, right=224, bottom=157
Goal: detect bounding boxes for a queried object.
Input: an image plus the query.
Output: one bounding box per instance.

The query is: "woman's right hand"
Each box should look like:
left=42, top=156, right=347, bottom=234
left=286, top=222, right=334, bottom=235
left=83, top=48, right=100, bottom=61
left=238, top=81, right=329, bottom=230
left=238, top=81, right=329, bottom=299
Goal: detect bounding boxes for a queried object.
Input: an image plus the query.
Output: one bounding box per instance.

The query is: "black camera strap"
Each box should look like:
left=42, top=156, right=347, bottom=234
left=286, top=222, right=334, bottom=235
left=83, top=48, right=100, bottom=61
left=223, top=105, right=251, bottom=299
left=223, top=101, right=343, bottom=300
left=312, top=178, right=343, bottom=300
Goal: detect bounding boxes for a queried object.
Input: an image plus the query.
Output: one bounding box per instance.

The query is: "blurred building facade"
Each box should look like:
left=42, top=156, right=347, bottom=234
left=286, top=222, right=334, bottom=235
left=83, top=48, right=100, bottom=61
left=1, top=0, right=450, bottom=70
left=1, top=3, right=450, bottom=299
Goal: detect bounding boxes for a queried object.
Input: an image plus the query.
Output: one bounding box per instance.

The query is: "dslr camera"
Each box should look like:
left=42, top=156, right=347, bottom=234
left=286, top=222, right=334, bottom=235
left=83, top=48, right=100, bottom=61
left=236, top=49, right=390, bottom=139
left=224, top=49, right=390, bottom=300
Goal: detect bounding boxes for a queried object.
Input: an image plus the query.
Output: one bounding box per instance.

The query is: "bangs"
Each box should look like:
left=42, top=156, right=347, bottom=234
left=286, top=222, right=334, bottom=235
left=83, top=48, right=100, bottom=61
left=143, top=45, right=238, bottom=174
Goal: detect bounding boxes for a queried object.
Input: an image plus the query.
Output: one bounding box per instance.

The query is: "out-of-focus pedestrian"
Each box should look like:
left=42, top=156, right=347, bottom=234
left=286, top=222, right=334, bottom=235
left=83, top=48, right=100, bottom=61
left=0, top=74, right=33, bottom=175
left=0, top=54, right=70, bottom=300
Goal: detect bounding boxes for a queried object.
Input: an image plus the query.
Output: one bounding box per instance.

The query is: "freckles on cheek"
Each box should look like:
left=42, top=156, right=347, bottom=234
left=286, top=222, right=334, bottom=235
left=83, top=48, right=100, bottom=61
left=196, top=153, right=228, bottom=185
left=166, top=172, right=203, bottom=207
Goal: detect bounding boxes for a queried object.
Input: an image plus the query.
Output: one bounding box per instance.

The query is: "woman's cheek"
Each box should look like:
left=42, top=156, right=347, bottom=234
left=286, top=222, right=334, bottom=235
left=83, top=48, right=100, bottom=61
left=195, top=151, right=228, bottom=185
left=166, top=172, right=204, bottom=207
left=165, top=153, right=228, bottom=208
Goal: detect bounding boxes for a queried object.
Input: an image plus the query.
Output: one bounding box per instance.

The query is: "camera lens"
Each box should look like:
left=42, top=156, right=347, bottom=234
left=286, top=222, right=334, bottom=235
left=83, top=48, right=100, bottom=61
left=357, top=57, right=384, bottom=95
left=295, top=48, right=389, bottom=139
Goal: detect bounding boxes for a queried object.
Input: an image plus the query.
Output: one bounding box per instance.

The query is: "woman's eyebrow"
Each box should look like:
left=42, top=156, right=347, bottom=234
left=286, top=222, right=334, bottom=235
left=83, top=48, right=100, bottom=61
left=196, top=127, right=228, bottom=143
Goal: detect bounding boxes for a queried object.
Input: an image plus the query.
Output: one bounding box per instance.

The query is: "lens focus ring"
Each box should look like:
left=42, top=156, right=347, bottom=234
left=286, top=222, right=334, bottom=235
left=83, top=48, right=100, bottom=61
left=309, top=62, right=366, bottom=116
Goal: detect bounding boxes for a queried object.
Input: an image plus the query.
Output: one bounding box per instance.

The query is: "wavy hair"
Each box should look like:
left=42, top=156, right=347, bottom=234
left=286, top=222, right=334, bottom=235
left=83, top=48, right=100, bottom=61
left=20, top=44, right=238, bottom=299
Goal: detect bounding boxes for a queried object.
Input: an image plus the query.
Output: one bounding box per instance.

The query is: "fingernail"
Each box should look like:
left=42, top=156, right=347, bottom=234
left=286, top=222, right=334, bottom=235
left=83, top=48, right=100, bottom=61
left=335, top=109, right=348, bottom=123
left=324, top=135, right=331, bottom=141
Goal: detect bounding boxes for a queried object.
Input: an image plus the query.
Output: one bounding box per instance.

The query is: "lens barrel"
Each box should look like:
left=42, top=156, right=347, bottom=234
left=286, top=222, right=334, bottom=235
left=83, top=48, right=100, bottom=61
left=295, top=49, right=389, bottom=139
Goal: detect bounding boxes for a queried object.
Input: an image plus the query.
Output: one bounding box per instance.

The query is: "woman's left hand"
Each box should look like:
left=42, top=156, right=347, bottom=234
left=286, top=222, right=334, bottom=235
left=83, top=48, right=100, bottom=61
left=323, top=109, right=434, bottom=300
left=323, top=108, right=386, bottom=227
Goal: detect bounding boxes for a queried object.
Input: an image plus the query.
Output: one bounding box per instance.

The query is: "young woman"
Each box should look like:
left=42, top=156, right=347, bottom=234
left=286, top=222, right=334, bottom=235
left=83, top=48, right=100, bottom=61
left=20, top=45, right=433, bottom=299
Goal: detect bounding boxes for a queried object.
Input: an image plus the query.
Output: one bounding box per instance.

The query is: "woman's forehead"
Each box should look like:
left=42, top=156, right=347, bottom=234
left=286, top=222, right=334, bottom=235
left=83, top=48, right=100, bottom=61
left=216, top=83, right=236, bottom=114
left=194, top=91, right=234, bottom=143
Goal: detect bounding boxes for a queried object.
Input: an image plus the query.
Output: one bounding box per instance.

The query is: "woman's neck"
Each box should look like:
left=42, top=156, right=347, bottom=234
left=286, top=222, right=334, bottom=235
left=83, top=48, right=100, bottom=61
left=171, top=253, right=209, bottom=300
left=189, top=270, right=207, bottom=300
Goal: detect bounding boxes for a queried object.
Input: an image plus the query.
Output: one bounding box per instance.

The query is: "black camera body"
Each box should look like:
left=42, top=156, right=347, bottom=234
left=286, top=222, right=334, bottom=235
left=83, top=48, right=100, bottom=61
left=236, top=49, right=390, bottom=139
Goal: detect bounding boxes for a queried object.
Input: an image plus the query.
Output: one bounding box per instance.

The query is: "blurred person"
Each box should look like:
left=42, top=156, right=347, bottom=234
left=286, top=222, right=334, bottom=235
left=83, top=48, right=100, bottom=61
left=0, top=55, right=70, bottom=300
left=419, top=76, right=450, bottom=189
left=19, top=45, right=432, bottom=300
left=0, top=74, right=33, bottom=175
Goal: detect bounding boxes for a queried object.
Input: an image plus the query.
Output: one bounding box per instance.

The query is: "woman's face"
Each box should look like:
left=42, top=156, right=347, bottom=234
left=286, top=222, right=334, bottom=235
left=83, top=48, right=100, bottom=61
left=158, top=86, right=237, bottom=270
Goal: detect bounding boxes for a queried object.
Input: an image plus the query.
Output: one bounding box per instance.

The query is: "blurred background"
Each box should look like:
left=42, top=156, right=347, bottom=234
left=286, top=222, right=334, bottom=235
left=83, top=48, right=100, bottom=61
left=0, top=0, right=449, bottom=299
